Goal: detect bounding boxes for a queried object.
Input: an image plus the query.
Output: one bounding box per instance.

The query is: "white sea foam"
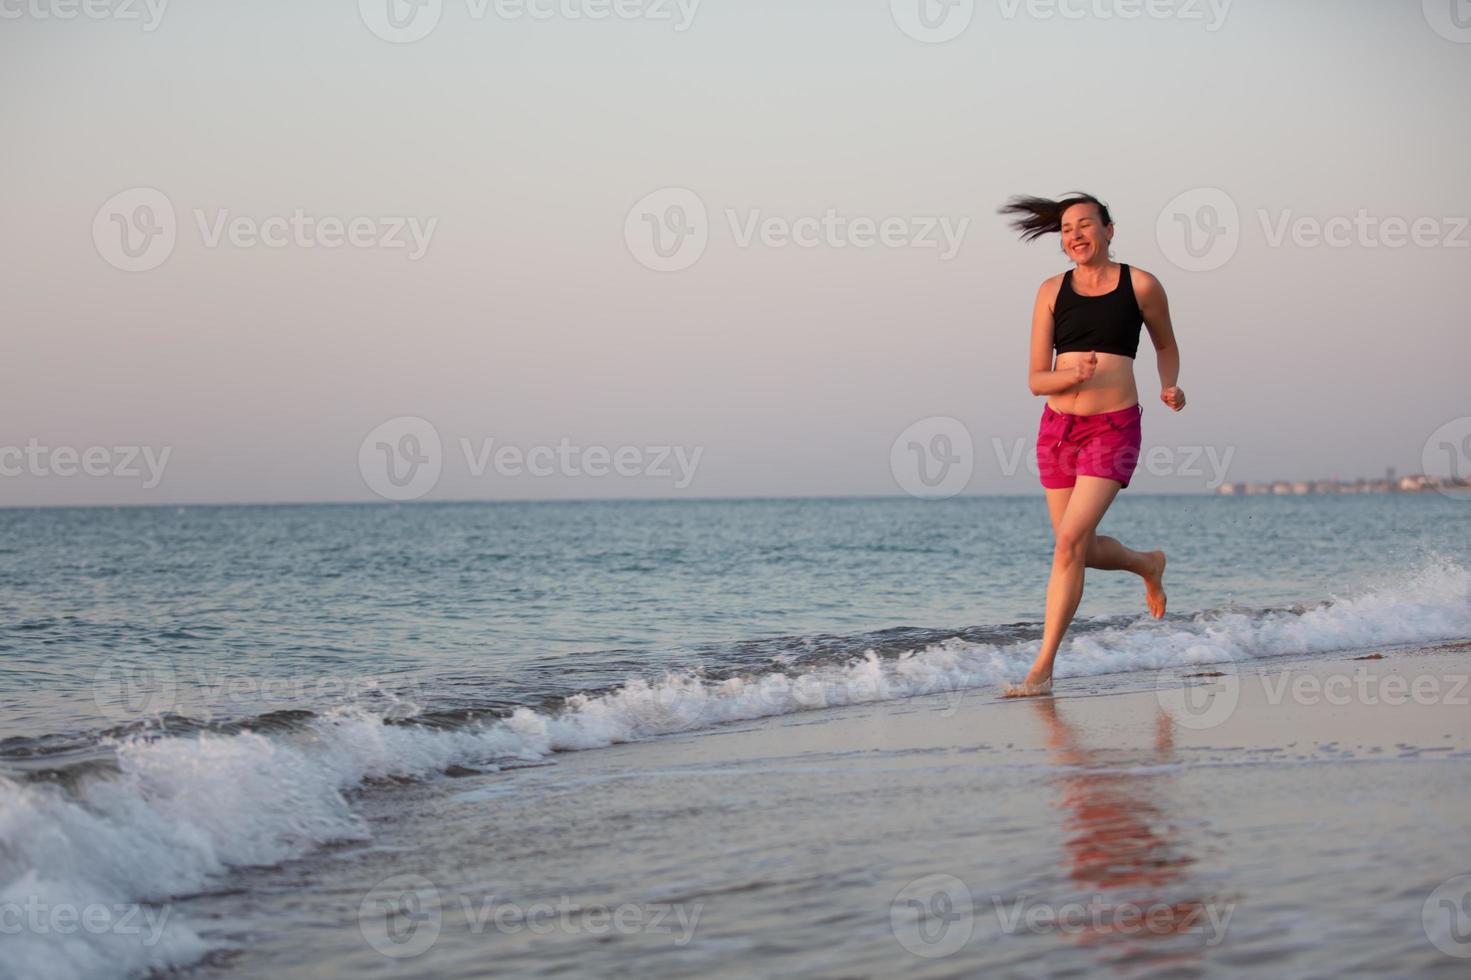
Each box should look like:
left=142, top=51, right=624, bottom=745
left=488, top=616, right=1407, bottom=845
left=2, top=554, right=1468, bottom=980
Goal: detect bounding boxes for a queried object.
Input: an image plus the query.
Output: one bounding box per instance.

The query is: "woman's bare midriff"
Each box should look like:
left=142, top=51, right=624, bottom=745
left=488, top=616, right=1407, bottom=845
left=1046, top=350, right=1139, bottom=415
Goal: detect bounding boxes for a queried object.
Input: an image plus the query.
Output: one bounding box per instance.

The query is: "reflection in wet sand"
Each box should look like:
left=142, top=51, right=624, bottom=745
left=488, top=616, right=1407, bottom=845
left=1034, top=698, right=1222, bottom=968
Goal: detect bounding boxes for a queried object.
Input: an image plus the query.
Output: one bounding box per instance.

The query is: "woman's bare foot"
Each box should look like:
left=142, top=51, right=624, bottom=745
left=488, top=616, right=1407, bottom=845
left=1002, top=675, right=1053, bottom=698
left=1143, top=550, right=1167, bottom=619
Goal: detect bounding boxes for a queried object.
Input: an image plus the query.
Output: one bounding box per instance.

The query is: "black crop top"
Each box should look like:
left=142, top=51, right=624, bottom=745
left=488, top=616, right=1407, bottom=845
left=1052, top=263, right=1143, bottom=359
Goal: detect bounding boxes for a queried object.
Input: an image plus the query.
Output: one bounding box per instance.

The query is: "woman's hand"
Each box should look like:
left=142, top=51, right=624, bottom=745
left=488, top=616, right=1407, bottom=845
left=1069, top=352, right=1098, bottom=387
left=1161, top=386, right=1186, bottom=411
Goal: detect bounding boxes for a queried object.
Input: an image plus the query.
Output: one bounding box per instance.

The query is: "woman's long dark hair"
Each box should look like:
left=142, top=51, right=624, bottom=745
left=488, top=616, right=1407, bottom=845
left=999, top=192, right=1112, bottom=242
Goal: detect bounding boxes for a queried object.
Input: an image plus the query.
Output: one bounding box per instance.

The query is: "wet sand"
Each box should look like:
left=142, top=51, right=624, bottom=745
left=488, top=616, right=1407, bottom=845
left=189, top=642, right=1471, bottom=978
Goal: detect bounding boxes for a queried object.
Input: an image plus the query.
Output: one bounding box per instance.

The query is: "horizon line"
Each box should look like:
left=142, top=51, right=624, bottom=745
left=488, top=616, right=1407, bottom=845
left=0, top=487, right=1377, bottom=512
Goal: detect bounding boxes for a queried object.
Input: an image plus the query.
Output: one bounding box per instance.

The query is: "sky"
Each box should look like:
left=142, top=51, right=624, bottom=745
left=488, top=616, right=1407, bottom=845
left=2, top=0, right=1469, bottom=505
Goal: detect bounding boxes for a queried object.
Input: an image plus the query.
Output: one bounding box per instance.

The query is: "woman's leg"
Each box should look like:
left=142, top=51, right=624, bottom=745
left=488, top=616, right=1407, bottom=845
left=1044, top=487, right=1167, bottom=618
left=1089, top=536, right=1168, bottom=618
left=1008, top=476, right=1122, bottom=696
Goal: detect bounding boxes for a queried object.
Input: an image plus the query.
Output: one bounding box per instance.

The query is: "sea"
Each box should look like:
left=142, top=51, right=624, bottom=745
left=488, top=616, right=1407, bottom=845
left=2, top=493, right=1470, bottom=979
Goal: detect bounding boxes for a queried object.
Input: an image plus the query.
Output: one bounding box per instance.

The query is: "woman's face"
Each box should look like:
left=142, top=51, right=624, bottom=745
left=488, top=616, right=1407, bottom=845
left=1059, top=202, right=1113, bottom=264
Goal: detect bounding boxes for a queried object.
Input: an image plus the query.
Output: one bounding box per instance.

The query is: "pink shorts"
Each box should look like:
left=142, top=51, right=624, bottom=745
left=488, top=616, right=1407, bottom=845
left=1036, top=402, right=1143, bottom=489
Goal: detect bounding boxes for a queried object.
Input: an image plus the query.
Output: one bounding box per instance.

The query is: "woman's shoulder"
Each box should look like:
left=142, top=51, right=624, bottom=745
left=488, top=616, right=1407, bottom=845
left=1126, top=264, right=1164, bottom=296
left=1037, top=270, right=1068, bottom=303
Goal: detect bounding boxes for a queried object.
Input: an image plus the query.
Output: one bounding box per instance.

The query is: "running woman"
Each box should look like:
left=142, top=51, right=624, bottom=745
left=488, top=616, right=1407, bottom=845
left=998, top=192, right=1186, bottom=697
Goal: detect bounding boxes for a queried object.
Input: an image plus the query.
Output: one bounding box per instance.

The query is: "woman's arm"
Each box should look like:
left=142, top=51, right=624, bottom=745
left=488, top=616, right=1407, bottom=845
left=1134, top=268, right=1186, bottom=412
left=1028, top=277, right=1093, bottom=396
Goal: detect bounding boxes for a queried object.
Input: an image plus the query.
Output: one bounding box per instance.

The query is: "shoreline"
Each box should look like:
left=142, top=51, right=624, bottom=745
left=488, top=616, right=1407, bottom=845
left=173, top=641, right=1471, bottom=978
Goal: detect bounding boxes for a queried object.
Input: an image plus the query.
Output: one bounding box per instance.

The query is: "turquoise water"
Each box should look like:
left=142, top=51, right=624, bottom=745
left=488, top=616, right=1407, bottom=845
left=2, top=493, right=1466, bottom=744
left=2, top=494, right=1470, bottom=979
